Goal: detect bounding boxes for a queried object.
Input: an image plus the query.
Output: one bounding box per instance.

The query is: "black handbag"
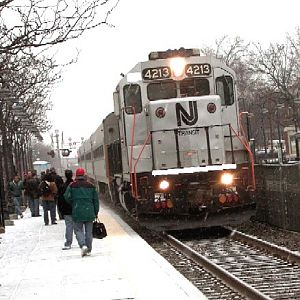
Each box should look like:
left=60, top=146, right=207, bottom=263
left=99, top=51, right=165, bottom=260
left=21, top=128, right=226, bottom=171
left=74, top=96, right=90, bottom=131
left=92, top=218, right=107, bottom=239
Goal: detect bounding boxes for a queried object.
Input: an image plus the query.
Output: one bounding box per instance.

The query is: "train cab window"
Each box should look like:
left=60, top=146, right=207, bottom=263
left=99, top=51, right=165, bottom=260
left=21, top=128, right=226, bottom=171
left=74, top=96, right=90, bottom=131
left=179, top=78, right=210, bottom=97
left=147, top=80, right=177, bottom=101
left=123, top=84, right=142, bottom=114
left=216, top=76, right=234, bottom=106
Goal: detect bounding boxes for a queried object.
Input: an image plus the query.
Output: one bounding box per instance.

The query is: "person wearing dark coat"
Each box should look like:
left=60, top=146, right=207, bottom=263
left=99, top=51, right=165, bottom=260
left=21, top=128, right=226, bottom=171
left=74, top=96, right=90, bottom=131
left=64, top=168, right=99, bottom=257
left=50, top=167, right=64, bottom=220
left=57, top=170, right=74, bottom=250
left=24, top=170, right=41, bottom=217
left=8, top=175, right=24, bottom=218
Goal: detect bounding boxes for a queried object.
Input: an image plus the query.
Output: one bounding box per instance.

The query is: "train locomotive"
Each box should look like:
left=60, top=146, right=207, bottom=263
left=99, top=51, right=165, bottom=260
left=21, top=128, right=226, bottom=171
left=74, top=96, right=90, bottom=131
left=79, top=48, right=256, bottom=230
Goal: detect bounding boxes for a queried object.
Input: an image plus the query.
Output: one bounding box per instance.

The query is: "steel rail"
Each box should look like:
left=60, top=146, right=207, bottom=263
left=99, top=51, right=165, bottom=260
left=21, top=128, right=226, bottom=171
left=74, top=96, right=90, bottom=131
left=161, top=232, right=272, bottom=300
left=227, top=228, right=300, bottom=265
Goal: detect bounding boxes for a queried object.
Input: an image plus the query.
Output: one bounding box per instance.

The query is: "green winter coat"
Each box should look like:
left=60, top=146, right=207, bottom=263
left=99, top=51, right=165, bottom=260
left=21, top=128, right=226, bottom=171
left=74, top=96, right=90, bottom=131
left=64, top=178, right=99, bottom=222
left=8, top=180, right=24, bottom=197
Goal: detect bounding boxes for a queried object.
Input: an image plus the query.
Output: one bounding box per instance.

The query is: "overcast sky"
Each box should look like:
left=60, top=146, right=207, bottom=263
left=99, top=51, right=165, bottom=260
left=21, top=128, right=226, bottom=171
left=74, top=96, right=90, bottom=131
left=46, top=0, right=300, bottom=147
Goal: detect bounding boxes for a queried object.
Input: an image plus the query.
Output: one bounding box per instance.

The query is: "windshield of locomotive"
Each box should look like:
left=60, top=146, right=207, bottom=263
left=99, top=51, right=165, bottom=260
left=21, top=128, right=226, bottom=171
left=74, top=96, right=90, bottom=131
left=123, top=84, right=142, bottom=114
left=147, top=78, right=210, bottom=101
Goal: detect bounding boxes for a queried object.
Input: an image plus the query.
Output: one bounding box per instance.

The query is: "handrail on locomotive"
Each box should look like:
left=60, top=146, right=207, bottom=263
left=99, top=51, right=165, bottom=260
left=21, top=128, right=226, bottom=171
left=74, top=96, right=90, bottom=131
left=237, top=111, right=256, bottom=190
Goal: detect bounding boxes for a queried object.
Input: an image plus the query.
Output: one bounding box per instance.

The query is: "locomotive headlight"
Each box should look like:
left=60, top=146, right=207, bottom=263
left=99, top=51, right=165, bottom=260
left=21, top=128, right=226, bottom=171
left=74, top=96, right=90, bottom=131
left=159, top=179, right=170, bottom=190
left=170, top=57, right=185, bottom=77
left=220, top=173, right=234, bottom=185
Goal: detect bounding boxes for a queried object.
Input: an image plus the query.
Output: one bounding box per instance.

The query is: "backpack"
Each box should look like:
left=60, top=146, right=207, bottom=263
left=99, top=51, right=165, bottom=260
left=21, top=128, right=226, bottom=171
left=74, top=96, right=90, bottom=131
left=39, top=180, right=51, bottom=196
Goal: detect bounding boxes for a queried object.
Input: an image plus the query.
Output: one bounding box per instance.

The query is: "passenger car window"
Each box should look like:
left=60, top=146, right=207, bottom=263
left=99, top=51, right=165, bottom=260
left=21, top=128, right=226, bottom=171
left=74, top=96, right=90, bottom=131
left=147, top=80, right=177, bottom=101
left=216, top=76, right=234, bottom=105
left=123, top=84, right=142, bottom=114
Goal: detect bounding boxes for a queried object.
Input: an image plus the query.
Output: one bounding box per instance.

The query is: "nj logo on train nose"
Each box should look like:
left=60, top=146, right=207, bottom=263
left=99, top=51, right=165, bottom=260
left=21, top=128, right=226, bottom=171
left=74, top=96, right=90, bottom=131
left=176, top=101, right=198, bottom=126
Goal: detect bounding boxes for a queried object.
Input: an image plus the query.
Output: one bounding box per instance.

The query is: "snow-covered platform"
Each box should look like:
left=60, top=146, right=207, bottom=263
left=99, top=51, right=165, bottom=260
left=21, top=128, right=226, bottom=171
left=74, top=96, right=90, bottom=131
left=0, top=204, right=206, bottom=300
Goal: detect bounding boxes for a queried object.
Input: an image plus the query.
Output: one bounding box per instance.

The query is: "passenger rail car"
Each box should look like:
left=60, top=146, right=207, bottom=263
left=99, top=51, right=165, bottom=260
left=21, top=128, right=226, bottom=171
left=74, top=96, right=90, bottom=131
left=79, top=48, right=256, bottom=229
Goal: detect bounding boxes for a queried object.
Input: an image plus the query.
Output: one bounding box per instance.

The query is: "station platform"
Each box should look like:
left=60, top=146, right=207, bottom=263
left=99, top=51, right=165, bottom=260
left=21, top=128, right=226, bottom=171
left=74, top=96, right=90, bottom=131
left=0, top=204, right=206, bottom=300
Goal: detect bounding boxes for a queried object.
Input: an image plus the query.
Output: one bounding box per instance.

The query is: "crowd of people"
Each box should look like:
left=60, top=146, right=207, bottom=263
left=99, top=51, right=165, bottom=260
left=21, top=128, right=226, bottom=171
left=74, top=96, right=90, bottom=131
left=8, top=167, right=99, bottom=257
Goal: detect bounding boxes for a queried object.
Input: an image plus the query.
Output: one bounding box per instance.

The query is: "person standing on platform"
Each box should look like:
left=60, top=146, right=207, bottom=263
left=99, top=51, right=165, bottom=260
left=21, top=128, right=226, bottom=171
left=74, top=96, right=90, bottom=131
left=24, top=170, right=41, bottom=217
left=50, top=168, right=64, bottom=220
left=8, top=175, right=24, bottom=219
left=64, top=168, right=99, bottom=257
left=39, top=173, right=58, bottom=225
left=57, top=169, right=74, bottom=250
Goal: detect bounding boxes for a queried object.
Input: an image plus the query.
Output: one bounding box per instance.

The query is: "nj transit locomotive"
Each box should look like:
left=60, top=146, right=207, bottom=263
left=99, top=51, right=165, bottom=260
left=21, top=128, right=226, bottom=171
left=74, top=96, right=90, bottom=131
left=79, top=48, right=256, bottom=230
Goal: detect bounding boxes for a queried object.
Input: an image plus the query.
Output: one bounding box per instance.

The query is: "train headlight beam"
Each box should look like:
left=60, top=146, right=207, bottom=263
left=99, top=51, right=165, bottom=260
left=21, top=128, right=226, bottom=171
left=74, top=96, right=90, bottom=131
left=159, top=179, right=170, bottom=190
left=170, top=57, right=185, bottom=77
left=220, top=173, right=234, bottom=185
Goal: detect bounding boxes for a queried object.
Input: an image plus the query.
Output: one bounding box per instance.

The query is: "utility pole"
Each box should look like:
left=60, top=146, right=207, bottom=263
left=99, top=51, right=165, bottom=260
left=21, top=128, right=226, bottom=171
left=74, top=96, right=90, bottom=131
left=54, top=129, right=62, bottom=175
left=267, top=100, right=274, bottom=153
left=276, top=111, right=283, bottom=164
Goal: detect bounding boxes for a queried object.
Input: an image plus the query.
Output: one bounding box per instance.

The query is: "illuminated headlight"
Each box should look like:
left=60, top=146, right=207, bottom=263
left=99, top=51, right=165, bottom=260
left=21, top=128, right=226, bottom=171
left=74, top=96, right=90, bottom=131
left=220, top=173, right=234, bottom=185
left=159, top=179, right=170, bottom=190
left=170, top=57, right=185, bottom=77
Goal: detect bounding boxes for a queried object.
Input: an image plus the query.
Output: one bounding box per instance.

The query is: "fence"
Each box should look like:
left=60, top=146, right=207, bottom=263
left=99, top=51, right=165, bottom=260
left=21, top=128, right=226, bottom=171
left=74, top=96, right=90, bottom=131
left=255, top=163, right=300, bottom=232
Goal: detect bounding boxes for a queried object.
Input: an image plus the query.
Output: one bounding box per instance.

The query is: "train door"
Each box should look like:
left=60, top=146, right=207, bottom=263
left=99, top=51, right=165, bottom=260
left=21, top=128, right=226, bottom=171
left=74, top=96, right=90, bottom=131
left=113, top=90, right=130, bottom=179
left=122, top=83, right=151, bottom=174
left=113, top=91, right=135, bottom=211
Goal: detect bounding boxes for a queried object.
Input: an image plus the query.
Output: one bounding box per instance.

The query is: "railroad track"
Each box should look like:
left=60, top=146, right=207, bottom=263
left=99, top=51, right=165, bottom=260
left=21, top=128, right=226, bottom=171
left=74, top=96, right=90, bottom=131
left=160, top=228, right=300, bottom=300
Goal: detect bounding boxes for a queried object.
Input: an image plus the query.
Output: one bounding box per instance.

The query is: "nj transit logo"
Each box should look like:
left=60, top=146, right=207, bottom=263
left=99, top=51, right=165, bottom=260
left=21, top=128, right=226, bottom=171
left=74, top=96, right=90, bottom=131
left=176, top=101, right=198, bottom=126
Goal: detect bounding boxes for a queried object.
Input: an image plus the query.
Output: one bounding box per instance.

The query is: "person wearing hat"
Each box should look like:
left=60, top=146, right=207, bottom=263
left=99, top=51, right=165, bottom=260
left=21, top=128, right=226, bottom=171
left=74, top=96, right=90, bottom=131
left=64, top=168, right=99, bottom=257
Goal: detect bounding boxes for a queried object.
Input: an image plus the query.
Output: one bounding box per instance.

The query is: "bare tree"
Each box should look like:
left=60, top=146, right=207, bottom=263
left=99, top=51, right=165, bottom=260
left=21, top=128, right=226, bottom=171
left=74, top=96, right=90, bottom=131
left=201, top=36, right=254, bottom=98
left=0, top=0, right=120, bottom=225
left=249, top=29, right=300, bottom=131
left=0, top=0, right=120, bottom=54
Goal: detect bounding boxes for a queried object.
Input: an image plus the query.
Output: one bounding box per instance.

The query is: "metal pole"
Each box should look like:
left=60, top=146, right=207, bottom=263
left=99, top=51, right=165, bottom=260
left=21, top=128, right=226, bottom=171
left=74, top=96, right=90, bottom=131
left=261, top=115, right=267, bottom=154
left=276, top=108, right=284, bottom=164
left=267, top=100, right=274, bottom=153
left=55, top=130, right=62, bottom=175
left=0, top=133, right=5, bottom=228
left=246, top=114, right=251, bottom=142
left=294, top=119, right=300, bottom=161
left=295, top=134, right=300, bottom=161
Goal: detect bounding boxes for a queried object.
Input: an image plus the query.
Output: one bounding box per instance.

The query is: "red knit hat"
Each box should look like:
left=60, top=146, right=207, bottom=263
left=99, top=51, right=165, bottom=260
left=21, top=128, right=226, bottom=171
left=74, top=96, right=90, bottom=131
left=76, top=168, right=85, bottom=176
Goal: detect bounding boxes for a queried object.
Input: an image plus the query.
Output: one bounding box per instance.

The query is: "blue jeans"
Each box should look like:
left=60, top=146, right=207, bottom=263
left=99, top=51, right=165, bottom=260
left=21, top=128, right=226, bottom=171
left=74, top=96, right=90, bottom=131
left=28, top=197, right=40, bottom=216
left=13, top=196, right=22, bottom=216
left=42, top=200, right=56, bottom=224
left=64, top=215, right=74, bottom=247
left=73, top=221, right=93, bottom=251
